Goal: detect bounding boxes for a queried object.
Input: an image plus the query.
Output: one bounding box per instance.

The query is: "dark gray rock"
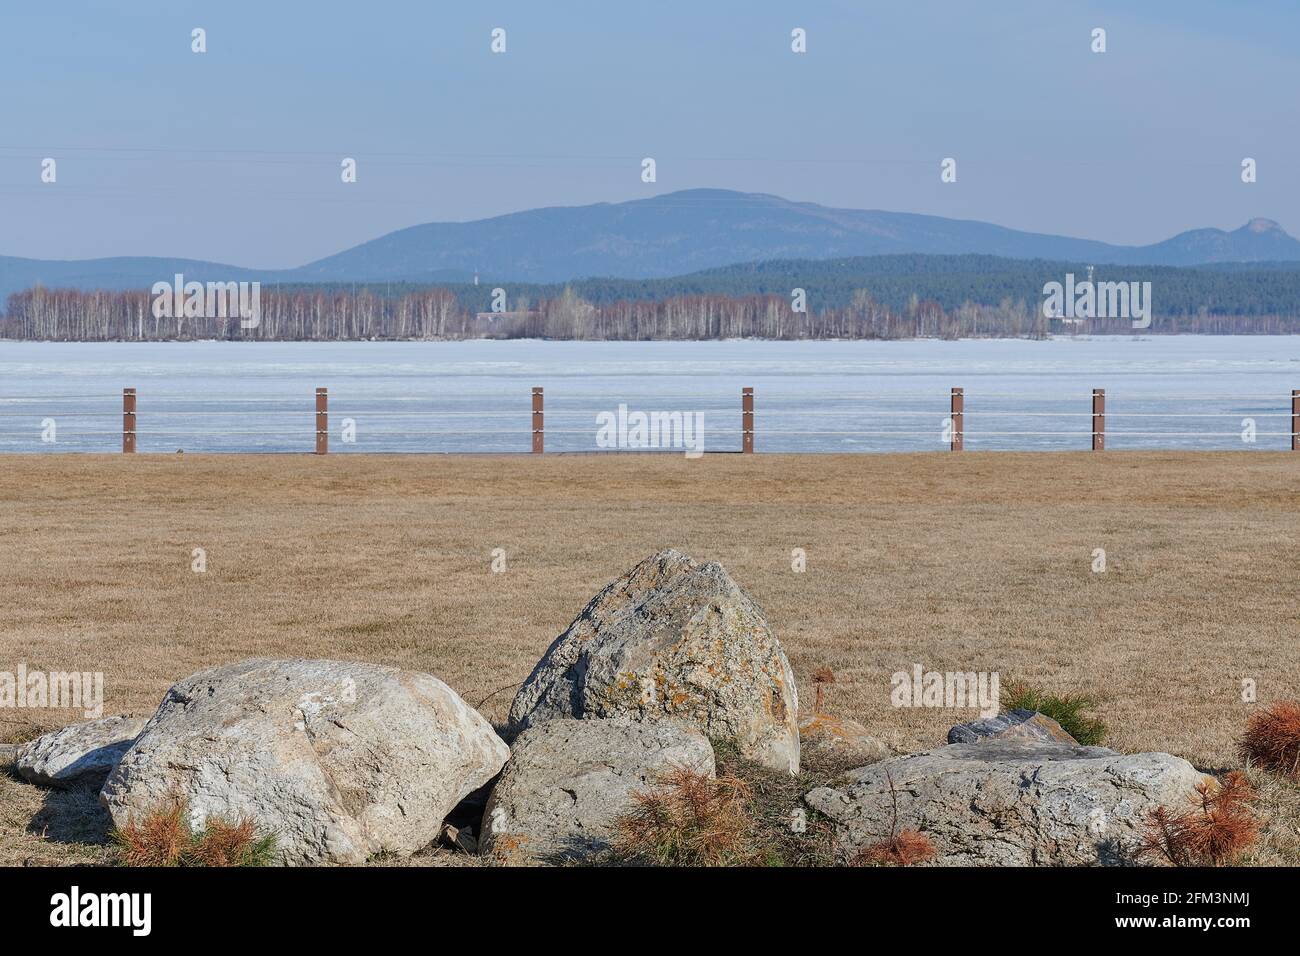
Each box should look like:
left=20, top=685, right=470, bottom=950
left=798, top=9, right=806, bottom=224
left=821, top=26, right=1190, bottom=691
left=947, top=709, right=1078, bottom=746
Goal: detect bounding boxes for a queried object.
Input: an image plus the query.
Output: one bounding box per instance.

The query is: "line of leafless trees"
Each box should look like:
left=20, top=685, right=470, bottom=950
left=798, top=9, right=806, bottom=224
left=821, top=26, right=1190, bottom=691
left=4, top=284, right=1298, bottom=341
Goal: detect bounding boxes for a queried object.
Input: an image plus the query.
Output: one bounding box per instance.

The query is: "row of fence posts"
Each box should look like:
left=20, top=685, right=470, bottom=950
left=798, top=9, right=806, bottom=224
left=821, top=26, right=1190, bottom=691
left=115, top=386, right=1300, bottom=454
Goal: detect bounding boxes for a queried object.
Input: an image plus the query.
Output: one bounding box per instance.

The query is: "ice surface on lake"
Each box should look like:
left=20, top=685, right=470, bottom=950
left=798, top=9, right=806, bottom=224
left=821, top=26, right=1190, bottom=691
left=1, top=337, right=1297, bottom=453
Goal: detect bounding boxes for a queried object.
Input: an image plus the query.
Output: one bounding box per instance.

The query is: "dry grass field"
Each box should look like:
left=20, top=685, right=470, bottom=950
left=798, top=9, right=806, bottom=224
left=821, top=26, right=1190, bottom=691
left=2, top=450, right=1299, bottom=865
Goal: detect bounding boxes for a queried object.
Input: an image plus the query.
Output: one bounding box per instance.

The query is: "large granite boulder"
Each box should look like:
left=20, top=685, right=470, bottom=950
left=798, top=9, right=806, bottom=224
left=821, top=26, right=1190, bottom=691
left=16, top=716, right=146, bottom=789
left=480, top=717, right=715, bottom=864
left=101, top=659, right=509, bottom=865
left=508, top=550, right=799, bottom=773
left=947, top=709, right=1078, bottom=746
left=805, top=740, right=1213, bottom=866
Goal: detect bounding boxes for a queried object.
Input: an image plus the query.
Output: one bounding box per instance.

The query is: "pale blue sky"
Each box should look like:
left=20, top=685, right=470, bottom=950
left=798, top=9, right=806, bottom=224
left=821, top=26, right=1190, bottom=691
left=1, top=0, right=1296, bottom=267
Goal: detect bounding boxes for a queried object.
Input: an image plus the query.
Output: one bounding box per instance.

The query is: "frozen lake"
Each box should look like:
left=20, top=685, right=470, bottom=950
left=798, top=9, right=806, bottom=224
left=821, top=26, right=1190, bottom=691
left=1, top=337, right=1298, bottom=453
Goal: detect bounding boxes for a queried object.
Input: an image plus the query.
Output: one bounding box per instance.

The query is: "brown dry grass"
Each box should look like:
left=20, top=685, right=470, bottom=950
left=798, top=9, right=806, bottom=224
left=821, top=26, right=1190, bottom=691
left=612, top=766, right=757, bottom=866
left=113, top=802, right=189, bottom=867
left=1241, top=765, right=1300, bottom=865
left=0, top=763, right=115, bottom=866
left=856, top=830, right=939, bottom=867
left=112, top=802, right=277, bottom=867
left=1137, top=770, right=1258, bottom=867
left=1, top=450, right=1298, bottom=865
left=1240, top=701, right=1300, bottom=780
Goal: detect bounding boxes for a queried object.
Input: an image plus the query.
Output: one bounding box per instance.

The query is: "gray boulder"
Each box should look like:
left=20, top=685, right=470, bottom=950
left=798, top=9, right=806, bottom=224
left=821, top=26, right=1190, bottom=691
left=16, top=716, right=146, bottom=789
left=805, top=740, right=1213, bottom=866
left=481, top=718, right=715, bottom=864
left=508, top=549, right=799, bottom=773
left=947, top=709, right=1078, bottom=746
left=101, top=659, right=509, bottom=865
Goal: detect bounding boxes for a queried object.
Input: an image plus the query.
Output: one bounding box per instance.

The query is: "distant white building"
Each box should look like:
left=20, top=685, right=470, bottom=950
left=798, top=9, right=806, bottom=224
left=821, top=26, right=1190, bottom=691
left=1057, top=265, right=1095, bottom=325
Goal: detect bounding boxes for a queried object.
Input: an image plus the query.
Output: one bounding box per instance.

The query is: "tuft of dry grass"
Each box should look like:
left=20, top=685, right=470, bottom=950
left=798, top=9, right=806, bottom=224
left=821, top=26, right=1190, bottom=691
left=1137, top=771, right=1258, bottom=867
left=1239, top=701, right=1300, bottom=780
left=187, top=817, right=278, bottom=867
left=112, top=801, right=277, bottom=867
left=114, top=802, right=189, bottom=867
left=613, top=766, right=757, bottom=867
left=856, top=830, right=938, bottom=867
left=606, top=739, right=874, bottom=868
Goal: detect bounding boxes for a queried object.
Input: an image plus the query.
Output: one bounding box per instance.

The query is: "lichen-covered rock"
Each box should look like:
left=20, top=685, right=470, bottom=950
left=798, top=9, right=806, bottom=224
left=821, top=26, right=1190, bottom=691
left=799, top=714, right=892, bottom=766
left=508, top=550, right=799, bottom=773
left=947, top=709, right=1078, bottom=746
left=16, top=716, right=146, bottom=789
left=101, top=659, right=509, bottom=865
left=805, top=740, right=1213, bottom=866
left=480, top=717, right=715, bottom=864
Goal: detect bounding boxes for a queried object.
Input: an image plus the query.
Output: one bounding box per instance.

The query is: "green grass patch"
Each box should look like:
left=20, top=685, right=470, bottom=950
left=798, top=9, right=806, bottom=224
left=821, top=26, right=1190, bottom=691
left=1001, top=680, right=1108, bottom=746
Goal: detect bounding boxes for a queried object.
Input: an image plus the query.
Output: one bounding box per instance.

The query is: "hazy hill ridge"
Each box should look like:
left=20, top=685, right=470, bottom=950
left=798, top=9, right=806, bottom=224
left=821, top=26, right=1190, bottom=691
left=2, top=189, right=1297, bottom=302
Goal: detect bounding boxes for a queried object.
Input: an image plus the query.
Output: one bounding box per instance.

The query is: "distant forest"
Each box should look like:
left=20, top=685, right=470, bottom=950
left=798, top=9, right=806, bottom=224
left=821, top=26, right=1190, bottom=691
left=4, top=254, right=1300, bottom=341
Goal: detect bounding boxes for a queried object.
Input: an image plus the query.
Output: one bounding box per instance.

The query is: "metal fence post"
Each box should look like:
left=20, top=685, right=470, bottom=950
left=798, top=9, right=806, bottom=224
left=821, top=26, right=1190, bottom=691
left=122, top=388, right=136, bottom=454
left=1092, top=388, right=1106, bottom=451
left=742, top=387, right=754, bottom=453
left=1292, top=390, right=1299, bottom=451
left=950, top=387, right=963, bottom=451
left=315, top=388, right=328, bottom=455
left=532, top=387, right=544, bottom=454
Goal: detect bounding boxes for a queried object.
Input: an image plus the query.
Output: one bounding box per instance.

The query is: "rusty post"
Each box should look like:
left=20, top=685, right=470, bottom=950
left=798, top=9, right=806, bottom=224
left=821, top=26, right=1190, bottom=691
left=1292, top=390, right=1299, bottom=451
left=742, top=387, right=754, bottom=453
left=315, top=388, right=328, bottom=455
left=122, top=388, right=136, bottom=454
left=950, top=387, right=963, bottom=451
left=532, top=387, right=544, bottom=454
left=1092, top=389, right=1106, bottom=451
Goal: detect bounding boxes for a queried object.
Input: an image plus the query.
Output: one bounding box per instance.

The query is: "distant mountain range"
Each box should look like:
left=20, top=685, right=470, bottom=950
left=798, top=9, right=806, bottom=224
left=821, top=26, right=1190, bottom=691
left=3, top=188, right=1299, bottom=302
